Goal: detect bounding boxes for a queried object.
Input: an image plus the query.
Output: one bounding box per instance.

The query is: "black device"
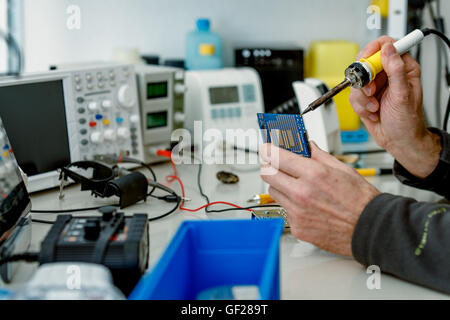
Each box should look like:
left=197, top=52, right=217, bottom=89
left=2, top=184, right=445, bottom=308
left=59, top=161, right=149, bottom=208
left=0, top=116, right=32, bottom=282
left=39, top=209, right=149, bottom=294
left=235, top=46, right=304, bottom=113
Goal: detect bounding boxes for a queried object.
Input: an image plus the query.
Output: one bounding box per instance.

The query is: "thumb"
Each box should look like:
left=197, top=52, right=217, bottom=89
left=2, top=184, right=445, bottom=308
left=380, top=42, right=409, bottom=95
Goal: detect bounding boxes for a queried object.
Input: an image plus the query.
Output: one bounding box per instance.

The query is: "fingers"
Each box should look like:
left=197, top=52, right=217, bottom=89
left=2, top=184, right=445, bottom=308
left=349, top=88, right=380, bottom=122
left=357, top=36, right=395, bottom=60
left=259, top=143, right=306, bottom=178
left=380, top=42, right=409, bottom=98
left=402, top=53, right=421, bottom=79
left=261, top=166, right=298, bottom=196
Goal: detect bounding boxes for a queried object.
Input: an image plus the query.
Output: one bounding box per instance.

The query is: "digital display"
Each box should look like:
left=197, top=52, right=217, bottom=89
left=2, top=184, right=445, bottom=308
left=147, top=111, right=168, bottom=129
left=0, top=80, right=71, bottom=176
left=147, top=82, right=168, bottom=100
left=209, top=86, right=239, bottom=105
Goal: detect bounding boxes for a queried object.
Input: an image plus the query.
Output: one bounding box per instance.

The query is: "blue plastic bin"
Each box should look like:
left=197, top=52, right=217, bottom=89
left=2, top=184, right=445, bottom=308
left=129, top=219, right=284, bottom=300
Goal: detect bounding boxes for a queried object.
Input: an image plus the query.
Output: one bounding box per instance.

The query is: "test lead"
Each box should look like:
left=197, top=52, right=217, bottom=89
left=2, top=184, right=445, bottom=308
left=301, top=29, right=428, bottom=116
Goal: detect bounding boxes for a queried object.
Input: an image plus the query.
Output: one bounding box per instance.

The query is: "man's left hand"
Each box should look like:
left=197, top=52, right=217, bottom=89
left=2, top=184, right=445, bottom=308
left=260, top=142, right=380, bottom=256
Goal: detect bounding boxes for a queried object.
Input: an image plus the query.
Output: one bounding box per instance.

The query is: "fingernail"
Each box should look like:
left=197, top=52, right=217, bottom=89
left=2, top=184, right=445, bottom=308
left=367, top=102, right=377, bottom=112
left=368, top=114, right=378, bottom=122
left=362, top=86, right=372, bottom=96
left=383, top=43, right=397, bottom=57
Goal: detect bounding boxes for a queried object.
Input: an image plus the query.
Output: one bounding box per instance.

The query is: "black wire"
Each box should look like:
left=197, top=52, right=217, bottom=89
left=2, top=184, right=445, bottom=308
left=197, top=163, right=212, bottom=213
left=140, top=162, right=157, bottom=196
left=148, top=197, right=181, bottom=222
left=31, top=218, right=55, bottom=225
left=421, top=28, right=450, bottom=131
left=0, top=252, right=39, bottom=266
left=30, top=205, right=119, bottom=214
left=0, top=28, right=22, bottom=76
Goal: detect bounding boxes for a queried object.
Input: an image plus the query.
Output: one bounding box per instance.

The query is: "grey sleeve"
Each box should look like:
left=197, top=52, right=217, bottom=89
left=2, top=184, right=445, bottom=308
left=352, top=193, right=450, bottom=294
left=394, top=128, right=450, bottom=200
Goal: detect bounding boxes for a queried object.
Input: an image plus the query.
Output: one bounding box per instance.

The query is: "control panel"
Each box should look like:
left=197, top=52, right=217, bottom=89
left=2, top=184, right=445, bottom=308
left=69, top=64, right=144, bottom=162
left=135, top=65, right=185, bottom=163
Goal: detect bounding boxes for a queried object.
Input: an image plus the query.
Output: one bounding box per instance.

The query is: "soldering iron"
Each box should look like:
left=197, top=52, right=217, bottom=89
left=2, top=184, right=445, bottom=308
left=301, top=28, right=450, bottom=122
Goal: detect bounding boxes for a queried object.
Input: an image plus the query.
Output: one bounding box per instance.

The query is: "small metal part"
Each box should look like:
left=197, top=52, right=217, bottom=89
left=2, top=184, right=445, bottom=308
left=301, top=79, right=351, bottom=116
left=247, top=195, right=260, bottom=203
left=344, top=61, right=372, bottom=89
left=58, top=171, right=69, bottom=200
left=216, top=171, right=239, bottom=184
left=251, top=207, right=290, bottom=230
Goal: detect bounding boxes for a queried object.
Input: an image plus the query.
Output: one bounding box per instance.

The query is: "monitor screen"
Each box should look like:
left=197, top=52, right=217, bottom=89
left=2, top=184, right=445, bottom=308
left=0, top=80, right=71, bottom=177
left=209, top=86, right=239, bottom=105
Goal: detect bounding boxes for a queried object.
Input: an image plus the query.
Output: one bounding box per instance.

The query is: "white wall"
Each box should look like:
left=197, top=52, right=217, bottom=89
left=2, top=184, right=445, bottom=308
left=22, top=0, right=370, bottom=71
left=20, top=0, right=450, bottom=128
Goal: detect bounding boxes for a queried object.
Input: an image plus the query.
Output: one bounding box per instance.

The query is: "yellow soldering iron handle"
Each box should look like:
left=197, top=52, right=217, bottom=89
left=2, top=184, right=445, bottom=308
left=359, top=29, right=425, bottom=82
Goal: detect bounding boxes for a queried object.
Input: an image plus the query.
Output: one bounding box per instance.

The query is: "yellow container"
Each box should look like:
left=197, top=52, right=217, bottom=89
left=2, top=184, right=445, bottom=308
left=306, top=40, right=360, bottom=131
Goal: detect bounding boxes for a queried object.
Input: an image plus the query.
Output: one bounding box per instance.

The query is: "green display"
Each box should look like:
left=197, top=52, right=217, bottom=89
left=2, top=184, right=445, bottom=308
left=147, top=111, right=168, bottom=129
left=147, top=82, right=168, bottom=99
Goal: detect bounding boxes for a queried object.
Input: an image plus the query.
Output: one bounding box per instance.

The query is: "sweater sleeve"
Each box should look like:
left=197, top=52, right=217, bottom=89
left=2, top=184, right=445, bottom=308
left=352, top=193, right=450, bottom=294
left=394, top=128, right=450, bottom=200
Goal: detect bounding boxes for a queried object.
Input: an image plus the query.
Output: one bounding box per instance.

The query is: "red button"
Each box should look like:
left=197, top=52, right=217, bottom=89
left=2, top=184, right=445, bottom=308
left=89, top=121, right=97, bottom=128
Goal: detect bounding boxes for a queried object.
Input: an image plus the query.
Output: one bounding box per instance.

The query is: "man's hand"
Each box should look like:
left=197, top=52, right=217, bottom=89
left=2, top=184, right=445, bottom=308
left=349, top=36, right=441, bottom=179
left=260, top=143, right=380, bottom=256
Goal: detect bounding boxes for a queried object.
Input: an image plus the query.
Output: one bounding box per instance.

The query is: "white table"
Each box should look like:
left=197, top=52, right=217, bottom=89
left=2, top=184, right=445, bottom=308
left=2, top=151, right=449, bottom=299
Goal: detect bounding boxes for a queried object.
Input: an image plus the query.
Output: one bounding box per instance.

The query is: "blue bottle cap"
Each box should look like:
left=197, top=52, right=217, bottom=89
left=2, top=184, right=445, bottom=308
left=196, top=18, right=210, bottom=31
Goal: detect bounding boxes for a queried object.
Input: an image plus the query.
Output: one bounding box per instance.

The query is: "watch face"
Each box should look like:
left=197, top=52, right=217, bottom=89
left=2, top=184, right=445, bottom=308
left=0, top=118, right=31, bottom=243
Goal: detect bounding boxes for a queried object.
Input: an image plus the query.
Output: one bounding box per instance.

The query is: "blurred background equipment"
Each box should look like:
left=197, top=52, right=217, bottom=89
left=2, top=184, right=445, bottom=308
left=235, top=46, right=304, bottom=113
left=0, top=117, right=31, bottom=283
left=134, top=64, right=186, bottom=163
left=10, top=263, right=126, bottom=300
left=184, top=67, right=264, bottom=152
left=0, top=63, right=144, bottom=192
left=305, top=40, right=360, bottom=131
left=186, top=18, right=223, bottom=70
left=293, top=78, right=342, bottom=154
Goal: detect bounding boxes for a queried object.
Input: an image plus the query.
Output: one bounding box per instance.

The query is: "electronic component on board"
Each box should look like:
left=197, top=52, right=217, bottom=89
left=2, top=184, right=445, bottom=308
left=257, top=113, right=311, bottom=157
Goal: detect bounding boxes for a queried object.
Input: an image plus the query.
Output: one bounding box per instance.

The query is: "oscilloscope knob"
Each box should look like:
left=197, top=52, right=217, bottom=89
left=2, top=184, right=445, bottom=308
left=117, top=85, right=136, bottom=109
left=117, top=127, right=131, bottom=140
left=103, top=129, right=116, bottom=141
left=90, top=131, right=104, bottom=144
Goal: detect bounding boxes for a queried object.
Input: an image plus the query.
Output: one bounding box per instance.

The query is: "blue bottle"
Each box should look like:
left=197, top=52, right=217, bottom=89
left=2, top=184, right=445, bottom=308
left=186, top=18, right=223, bottom=70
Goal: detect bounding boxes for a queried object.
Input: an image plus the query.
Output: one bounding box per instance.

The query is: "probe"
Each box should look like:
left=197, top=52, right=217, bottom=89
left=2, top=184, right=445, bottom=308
left=301, top=28, right=447, bottom=116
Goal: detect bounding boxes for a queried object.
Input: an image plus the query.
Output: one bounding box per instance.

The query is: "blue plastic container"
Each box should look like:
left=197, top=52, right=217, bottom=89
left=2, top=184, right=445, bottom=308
left=129, top=219, right=284, bottom=300
left=185, top=18, right=223, bottom=70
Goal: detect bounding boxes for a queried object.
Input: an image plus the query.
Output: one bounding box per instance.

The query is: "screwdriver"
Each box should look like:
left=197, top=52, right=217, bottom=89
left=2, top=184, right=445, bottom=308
left=300, top=29, right=427, bottom=116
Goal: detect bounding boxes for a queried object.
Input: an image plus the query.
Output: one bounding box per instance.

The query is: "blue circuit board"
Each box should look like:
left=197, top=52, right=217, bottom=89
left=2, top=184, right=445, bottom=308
left=257, top=113, right=311, bottom=158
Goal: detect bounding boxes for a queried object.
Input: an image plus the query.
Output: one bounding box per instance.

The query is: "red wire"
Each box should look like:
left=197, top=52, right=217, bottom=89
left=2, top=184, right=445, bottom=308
left=161, top=152, right=251, bottom=212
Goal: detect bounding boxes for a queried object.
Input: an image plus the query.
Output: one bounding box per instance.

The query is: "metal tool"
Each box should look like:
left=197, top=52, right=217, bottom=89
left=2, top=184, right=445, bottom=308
left=300, top=29, right=427, bottom=116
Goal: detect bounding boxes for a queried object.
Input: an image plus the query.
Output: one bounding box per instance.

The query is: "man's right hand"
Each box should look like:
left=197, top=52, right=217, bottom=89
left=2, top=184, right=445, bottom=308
left=349, top=36, right=442, bottom=179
